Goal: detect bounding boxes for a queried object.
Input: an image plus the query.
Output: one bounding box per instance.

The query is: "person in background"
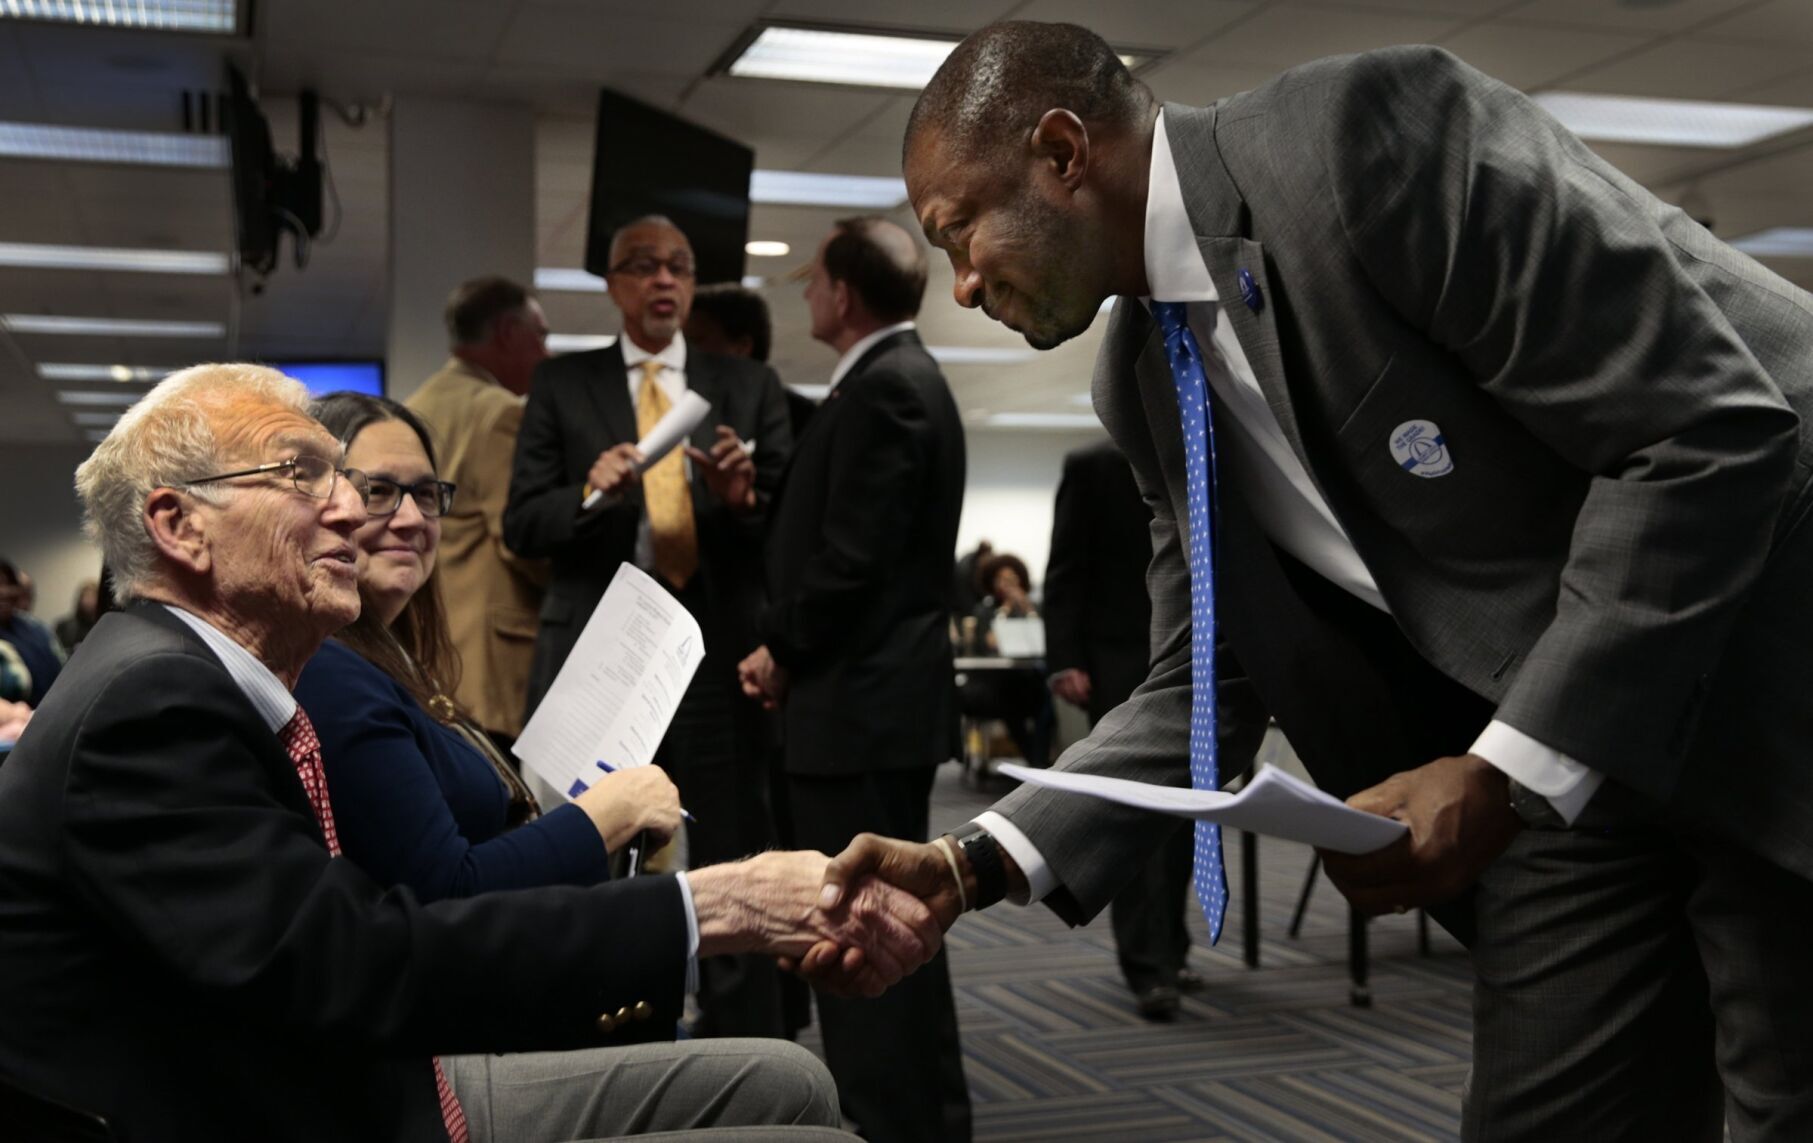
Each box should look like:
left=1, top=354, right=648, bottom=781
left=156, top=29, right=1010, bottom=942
left=506, top=215, right=795, bottom=1039
left=406, top=276, right=552, bottom=754
left=295, top=392, right=679, bottom=901
left=0, top=560, right=59, bottom=707
left=966, top=552, right=1052, bottom=769
left=738, top=216, right=971, bottom=1143
left=687, top=283, right=817, bottom=437
left=950, top=538, right=992, bottom=627
left=54, top=579, right=101, bottom=652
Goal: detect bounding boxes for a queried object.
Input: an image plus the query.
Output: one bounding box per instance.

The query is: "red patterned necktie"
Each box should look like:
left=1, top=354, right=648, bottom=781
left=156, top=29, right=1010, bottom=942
left=280, top=708, right=471, bottom=1143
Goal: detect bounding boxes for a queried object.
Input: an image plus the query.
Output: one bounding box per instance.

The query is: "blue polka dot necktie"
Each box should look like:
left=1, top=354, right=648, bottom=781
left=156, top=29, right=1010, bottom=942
left=1151, top=300, right=1228, bottom=944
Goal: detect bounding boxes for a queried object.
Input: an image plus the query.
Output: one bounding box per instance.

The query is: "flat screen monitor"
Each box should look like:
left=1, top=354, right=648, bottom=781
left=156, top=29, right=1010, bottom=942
left=584, top=90, right=754, bottom=286
left=271, top=360, right=385, bottom=398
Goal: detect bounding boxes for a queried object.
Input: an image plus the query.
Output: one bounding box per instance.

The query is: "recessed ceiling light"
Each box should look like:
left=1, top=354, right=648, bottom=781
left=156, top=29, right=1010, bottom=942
left=1730, top=227, right=1813, bottom=257
left=750, top=170, right=907, bottom=209
left=37, top=363, right=168, bottom=383
left=546, top=333, right=619, bottom=353
left=745, top=241, right=791, bottom=257
left=926, top=345, right=1041, bottom=365
left=0, top=122, right=229, bottom=168
left=0, top=242, right=228, bottom=275
left=983, top=412, right=1103, bottom=430
left=0, top=0, right=239, bottom=34
left=1, top=315, right=225, bottom=338
left=1533, top=92, right=1813, bottom=148
left=723, top=24, right=1152, bottom=91
left=535, top=268, right=607, bottom=293
left=56, top=390, right=149, bottom=407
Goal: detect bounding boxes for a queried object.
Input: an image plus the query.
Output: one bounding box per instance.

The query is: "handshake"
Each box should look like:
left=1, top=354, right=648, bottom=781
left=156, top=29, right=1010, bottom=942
left=685, top=834, right=996, bottom=997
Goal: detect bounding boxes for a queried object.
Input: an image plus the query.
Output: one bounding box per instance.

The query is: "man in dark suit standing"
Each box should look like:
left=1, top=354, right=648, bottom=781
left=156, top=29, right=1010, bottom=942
left=1043, top=440, right=1193, bottom=1017
left=816, top=23, right=1813, bottom=1140
left=0, top=363, right=939, bottom=1141
left=738, top=217, right=971, bottom=1143
left=504, top=216, right=794, bottom=1038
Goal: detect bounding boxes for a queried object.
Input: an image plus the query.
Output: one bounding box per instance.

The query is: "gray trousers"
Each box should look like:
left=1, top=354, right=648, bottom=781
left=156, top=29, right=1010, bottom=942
left=1466, top=789, right=1813, bottom=1142
left=445, top=1039, right=855, bottom=1142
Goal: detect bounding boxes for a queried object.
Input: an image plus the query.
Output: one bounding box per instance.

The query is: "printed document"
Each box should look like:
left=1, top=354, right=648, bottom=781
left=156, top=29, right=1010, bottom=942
left=513, top=564, right=704, bottom=801
left=996, top=763, right=1407, bottom=854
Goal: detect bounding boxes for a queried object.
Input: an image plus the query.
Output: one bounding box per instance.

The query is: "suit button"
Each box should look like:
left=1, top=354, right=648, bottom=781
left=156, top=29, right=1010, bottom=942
left=632, top=1001, right=653, bottom=1021
left=595, top=1013, right=618, bottom=1033
left=614, top=1006, right=632, bottom=1024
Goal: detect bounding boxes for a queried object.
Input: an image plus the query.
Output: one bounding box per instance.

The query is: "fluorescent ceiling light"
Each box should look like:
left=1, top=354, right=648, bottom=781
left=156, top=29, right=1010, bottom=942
left=0, top=0, right=238, bottom=33
left=0, top=242, right=228, bottom=275
left=1730, top=227, right=1813, bottom=257
left=926, top=345, right=1041, bottom=366
left=71, top=411, right=123, bottom=427
left=750, top=170, right=906, bottom=209
left=741, top=275, right=766, bottom=289
left=1533, top=92, right=1813, bottom=148
left=1, top=314, right=225, bottom=338
left=745, top=240, right=790, bottom=257
left=789, top=383, right=831, bottom=400
left=535, top=267, right=606, bottom=293
left=0, top=122, right=228, bottom=168
left=983, top=412, right=1102, bottom=430
left=546, top=333, right=618, bottom=353
left=727, top=25, right=1148, bottom=91
left=57, top=390, right=148, bottom=407
left=38, top=363, right=168, bottom=382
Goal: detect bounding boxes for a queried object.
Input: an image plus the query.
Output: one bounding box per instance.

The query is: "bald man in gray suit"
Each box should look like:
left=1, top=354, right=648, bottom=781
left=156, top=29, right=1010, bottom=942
left=811, top=23, right=1813, bottom=1142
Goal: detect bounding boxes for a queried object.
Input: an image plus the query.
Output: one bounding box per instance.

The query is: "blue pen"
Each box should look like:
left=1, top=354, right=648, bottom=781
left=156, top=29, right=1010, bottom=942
left=596, top=760, right=696, bottom=823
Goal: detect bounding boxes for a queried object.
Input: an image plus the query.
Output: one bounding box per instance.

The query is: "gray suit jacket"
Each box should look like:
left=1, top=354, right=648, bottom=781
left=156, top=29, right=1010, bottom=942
left=996, top=46, right=1813, bottom=924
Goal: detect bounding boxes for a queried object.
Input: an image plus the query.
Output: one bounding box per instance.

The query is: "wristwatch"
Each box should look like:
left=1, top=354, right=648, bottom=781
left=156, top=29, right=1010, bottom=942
left=947, top=821, right=1007, bottom=911
left=1506, top=778, right=1567, bottom=830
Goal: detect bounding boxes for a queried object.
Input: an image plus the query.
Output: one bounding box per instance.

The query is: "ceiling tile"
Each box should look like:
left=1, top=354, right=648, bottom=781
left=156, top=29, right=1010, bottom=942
left=1144, top=61, right=1286, bottom=106
left=259, top=0, right=517, bottom=62
left=1007, top=0, right=1259, bottom=49
left=1701, top=0, right=1813, bottom=46
left=761, top=0, right=1019, bottom=34
left=680, top=79, right=892, bottom=143
left=1727, top=69, right=1813, bottom=107
left=1501, top=0, right=1755, bottom=33
left=494, top=10, right=746, bottom=79
left=1186, top=4, right=1467, bottom=70
left=1559, top=38, right=1813, bottom=100
left=1437, top=21, right=1651, bottom=91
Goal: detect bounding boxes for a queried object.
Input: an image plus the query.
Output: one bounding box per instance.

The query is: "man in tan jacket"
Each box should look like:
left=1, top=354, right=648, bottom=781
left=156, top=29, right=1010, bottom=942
left=406, top=276, right=551, bottom=746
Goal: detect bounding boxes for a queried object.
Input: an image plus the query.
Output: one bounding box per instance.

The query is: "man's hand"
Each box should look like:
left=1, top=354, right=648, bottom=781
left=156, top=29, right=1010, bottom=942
left=785, top=835, right=971, bottom=996
left=1050, top=668, right=1092, bottom=707
left=686, top=851, right=943, bottom=997
left=684, top=425, right=757, bottom=511
left=586, top=443, right=644, bottom=501
left=737, top=644, right=788, bottom=709
left=1319, top=754, right=1522, bottom=915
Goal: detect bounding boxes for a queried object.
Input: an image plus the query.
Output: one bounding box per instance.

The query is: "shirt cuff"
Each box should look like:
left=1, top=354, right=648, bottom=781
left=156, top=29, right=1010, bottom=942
left=675, top=872, right=700, bottom=994
left=1470, top=720, right=1605, bottom=825
left=973, top=811, right=1059, bottom=904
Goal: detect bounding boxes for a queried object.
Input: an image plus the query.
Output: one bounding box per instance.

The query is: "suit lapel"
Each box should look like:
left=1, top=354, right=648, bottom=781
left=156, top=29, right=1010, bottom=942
left=584, top=345, right=639, bottom=449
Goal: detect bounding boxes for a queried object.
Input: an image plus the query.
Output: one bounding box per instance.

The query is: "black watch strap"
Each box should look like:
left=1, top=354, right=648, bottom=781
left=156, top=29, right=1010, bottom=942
left=949, top=821, right=1007, bottom=911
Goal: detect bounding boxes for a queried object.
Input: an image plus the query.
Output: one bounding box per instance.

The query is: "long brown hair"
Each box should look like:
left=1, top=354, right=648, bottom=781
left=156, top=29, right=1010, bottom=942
left=308, top=392, right=465, bottom=711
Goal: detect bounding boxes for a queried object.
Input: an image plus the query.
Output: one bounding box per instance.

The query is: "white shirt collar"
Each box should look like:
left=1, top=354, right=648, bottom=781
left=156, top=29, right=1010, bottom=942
left=1143, top=110, right=1219, bottom=305
left=829, top=321, right=916, bottom=391
left=620, top=331, right=687, bottom=375
left=161, top=604, right=297, bottom=733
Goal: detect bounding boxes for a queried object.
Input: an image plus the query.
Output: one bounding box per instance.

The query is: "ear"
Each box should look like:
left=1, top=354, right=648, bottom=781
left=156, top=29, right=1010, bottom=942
left=833, top=278, right=855, bottom=324
left=1029, top=109, right=1089, bottom=192
left=729, top=334, right=756, bottom=357
left=144, top=487, right=212, bottom=579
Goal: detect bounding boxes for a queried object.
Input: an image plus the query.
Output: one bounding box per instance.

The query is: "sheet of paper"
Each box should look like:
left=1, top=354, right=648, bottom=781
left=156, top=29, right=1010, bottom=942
left=581, top=390, right=713, bottom=509
left=512, top=564, right=704, bottom=802
left=990, top=616, right=1046, bottom=659
left=995, top=762, right=1407, bottom=854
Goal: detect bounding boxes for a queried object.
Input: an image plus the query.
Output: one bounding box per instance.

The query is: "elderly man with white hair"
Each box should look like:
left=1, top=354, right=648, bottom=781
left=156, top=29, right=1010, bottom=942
left=0, top=364, right=931, bottom=1142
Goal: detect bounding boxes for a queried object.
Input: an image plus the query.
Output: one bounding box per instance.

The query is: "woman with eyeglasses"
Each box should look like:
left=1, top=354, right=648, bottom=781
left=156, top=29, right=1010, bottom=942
left=294, top=392, right=681, bottom=901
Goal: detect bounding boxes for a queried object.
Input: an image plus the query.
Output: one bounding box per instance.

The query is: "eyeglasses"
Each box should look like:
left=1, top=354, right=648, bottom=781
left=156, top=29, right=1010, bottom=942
left=607, top=255, right=696, bottom=280
left=183, top=455, right=371, bottom=505
left=364, top=476, right=456, bottom=518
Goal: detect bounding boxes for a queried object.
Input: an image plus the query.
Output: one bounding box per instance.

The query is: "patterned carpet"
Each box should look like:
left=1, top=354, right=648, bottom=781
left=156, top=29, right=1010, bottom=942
left=800, top=763, right=1474, bottom=1142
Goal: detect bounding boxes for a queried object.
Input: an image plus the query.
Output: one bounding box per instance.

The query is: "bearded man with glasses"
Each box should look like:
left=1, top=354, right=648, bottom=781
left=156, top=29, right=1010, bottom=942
left=506, top=216, right=798, bottom=1041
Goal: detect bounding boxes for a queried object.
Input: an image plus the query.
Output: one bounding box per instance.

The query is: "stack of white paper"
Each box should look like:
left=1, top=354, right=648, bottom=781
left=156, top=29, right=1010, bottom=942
left=995, top=763, right=1406, bottom=854
left=580, top=390, right=712, bottom=510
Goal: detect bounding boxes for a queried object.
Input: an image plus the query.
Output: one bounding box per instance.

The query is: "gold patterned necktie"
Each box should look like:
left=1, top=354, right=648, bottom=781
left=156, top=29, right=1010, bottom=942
left=635, top=359, right=699, bottom=588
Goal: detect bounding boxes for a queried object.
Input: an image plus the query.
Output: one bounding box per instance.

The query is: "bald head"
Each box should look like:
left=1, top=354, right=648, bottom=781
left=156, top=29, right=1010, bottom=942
left=906, top=21, right=1151, bottom=166
left=825, top=216, right=927, bottom=323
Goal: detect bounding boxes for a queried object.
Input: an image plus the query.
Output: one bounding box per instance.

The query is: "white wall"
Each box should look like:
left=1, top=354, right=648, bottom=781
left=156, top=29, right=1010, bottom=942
left=956, top=427, right=1107, bottom=589
left=1, top=445, right=103, bottom=620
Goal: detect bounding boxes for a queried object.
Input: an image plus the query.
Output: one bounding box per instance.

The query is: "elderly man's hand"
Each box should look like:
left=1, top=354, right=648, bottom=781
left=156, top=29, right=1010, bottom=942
left=684, top=425, right=757, bottom=512
left=1319, top=754, right=1523, bottom=915
left=687, top=851, right=943, bottom=998
left=586, top=443, right=644, bottom=501
left=736, top=645, right=788, bottom=709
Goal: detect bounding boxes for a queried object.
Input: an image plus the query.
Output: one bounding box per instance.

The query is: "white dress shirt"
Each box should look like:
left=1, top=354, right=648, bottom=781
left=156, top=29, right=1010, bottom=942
left=829, top=321, right=917, bottom=392
left=168, top=603, right=701, bottom=985
left=978, top=111, right=1602, bottom=904
left=617, top=333, right=693, bottom=574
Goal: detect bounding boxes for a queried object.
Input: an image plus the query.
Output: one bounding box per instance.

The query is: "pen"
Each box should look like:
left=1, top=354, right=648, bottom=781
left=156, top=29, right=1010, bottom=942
left=596, top=760, right=697, bottom=823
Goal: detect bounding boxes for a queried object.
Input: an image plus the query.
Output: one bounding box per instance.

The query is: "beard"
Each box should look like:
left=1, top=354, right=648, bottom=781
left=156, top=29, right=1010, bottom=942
left=991, top=190, right=1101, bottom=351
